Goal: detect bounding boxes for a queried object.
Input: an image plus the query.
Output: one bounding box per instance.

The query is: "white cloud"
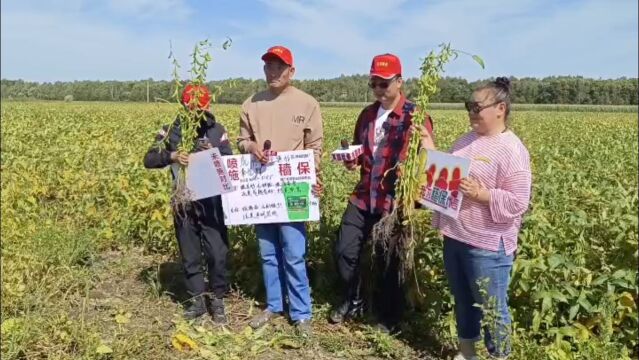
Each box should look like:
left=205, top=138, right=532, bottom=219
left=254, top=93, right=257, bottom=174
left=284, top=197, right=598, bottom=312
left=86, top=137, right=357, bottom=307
left=248, top=0, right=637, bottom=79
left=107, top=0, right=192, bottom=20
left=1, top=0, right=636, bottom=81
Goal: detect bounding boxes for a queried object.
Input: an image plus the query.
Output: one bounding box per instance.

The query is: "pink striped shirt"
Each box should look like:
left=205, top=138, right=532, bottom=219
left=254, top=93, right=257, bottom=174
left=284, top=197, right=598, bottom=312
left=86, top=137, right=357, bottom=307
left=432, top=130, right=532, bottom=255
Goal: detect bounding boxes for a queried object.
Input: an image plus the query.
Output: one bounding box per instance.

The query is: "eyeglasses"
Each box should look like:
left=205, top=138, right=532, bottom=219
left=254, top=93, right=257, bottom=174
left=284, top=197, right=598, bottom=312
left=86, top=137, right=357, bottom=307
left=464, top=100, right=501, bottom=114
left=368, top=77, right=398, bottom=89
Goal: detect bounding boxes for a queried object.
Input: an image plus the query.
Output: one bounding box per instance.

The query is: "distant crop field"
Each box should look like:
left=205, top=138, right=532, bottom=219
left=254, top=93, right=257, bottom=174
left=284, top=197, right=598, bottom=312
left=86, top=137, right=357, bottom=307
left=320, top=102, right=639, bottom=112
left=1, top=102, right=637, bottom=359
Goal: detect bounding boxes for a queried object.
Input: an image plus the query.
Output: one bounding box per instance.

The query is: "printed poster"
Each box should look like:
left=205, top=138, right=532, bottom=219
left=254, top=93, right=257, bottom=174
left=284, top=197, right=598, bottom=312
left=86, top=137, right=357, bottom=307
left=185, top=148, right=234, bottom=201
left=418, top=150, right=471, bottom=219
left=221, top=150, right=320, bottom=225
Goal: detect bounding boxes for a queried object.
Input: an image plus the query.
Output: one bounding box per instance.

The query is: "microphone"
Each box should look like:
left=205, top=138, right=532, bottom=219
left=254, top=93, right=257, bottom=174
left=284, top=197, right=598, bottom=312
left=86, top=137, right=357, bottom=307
left=263, top=139, right=276, bottom=162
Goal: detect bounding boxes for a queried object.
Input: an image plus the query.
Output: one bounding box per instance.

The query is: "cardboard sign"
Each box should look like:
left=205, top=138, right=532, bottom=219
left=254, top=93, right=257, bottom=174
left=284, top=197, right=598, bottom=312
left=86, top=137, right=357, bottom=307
left=418, top=150, right=471, bottom=219
left=185, top=148, right=234, bottom=201
left=221, top=150, right=320, bottom=225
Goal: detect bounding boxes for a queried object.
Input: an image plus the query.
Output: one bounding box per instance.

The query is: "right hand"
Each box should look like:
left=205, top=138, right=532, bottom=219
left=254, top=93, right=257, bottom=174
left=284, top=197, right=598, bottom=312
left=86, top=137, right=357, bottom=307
left=344, top=160, right=358, bottom=171
left=170, top=151, right=189, bottom=166
left=197, top=141, right=213, bottom=151
left=248, top=142, right=268, bottom=164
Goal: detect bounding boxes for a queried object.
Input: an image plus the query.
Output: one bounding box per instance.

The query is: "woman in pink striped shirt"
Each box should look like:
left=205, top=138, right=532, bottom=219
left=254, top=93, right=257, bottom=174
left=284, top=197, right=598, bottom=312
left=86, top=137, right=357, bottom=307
left=416, top=77, right=532, bottom=359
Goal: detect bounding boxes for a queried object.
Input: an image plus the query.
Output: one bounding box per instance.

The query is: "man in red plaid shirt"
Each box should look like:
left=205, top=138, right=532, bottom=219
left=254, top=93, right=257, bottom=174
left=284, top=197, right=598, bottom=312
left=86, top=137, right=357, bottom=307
left=329, top=54, right=434, bottom=332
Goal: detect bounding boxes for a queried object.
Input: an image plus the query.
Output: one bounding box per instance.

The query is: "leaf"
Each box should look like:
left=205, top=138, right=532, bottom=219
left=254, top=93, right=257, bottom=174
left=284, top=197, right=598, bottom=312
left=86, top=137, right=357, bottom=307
left=532, top=311, right=541, bottom=332
left=172, top=333, right=198, bottom=352
left=542, top=295, right=552, bottom=314
left=472, top=55, right=485, bottom=69
left=1, top=318, right=18, bottom=335
left=547, top=254, right=564, bottom=269
left=114, top=313, right=129, bottom=324
left=569, top=304, right=580, bottom=320
left=242, top=325, right=253, bottom=338
left=198, top=347, right=219, bottom=359
left=619, top=292, right=636, bottom=309
left=222, top=37, right=233, bottom=50
left=551, top=290, right=568, bottom=303
left=96, top=344, right=113, bottom=354
left=275, top=337, right=301, bottom=349
left=572, top=322, right=591, bottom=340
left=612, top=269, right=627, bottom=279
left=578, top=297, right=593, bottom=312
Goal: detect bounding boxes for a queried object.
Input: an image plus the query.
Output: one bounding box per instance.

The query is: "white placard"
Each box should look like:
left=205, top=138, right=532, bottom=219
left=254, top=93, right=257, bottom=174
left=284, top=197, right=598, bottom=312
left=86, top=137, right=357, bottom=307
left=221, top=150, right=320, bottom=225
left=418, top=150, right=471, bottom=219
left=185, top=148, right=234, bottom=201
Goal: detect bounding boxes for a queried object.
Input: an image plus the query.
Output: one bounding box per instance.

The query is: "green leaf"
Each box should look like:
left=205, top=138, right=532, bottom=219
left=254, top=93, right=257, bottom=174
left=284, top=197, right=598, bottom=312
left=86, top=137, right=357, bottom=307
left=578, top=297, right=593, bottom=312
left=548, top=254, right=564, bottom=269
left=564, top=286, right=578, bottom=297
left=569, top=304, right=580, bottom=320
left=551, top=290, right=568, bottom=303
left=532, top=311, right=541, bottom=332
left=542, top=297, right=552, bottom=314
left=472, top=55, right=485, bottom=69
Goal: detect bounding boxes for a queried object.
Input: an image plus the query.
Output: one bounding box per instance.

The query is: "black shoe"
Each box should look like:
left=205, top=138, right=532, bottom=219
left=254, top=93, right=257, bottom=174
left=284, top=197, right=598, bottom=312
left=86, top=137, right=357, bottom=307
left=209, top=296, right=227, bottom=324
left=183, top=296, right=207, bottom=320
left=329, top=298, right=364, bottom=324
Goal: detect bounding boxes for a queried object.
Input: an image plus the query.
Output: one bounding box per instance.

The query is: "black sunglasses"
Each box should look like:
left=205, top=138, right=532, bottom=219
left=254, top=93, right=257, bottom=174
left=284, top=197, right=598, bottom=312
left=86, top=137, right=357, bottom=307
left=464, top=100, right=501, bottom=114
left=368, top=77, right=398, bottom=89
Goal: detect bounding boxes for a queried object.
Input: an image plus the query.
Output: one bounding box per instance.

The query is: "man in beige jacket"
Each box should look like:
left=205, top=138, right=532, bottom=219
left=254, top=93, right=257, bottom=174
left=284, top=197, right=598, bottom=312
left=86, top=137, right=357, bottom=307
left=237, top=45, right=323, bottom=337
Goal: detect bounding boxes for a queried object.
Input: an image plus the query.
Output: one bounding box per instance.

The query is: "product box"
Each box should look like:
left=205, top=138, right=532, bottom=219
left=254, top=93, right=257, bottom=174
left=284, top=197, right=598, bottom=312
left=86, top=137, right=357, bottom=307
left=331, top=145, right=363, bottom=162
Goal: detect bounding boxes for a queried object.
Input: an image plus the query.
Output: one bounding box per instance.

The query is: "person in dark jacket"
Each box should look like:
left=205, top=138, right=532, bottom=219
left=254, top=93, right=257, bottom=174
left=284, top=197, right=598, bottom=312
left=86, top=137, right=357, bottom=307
left=143, top=84, right=232, bottom=323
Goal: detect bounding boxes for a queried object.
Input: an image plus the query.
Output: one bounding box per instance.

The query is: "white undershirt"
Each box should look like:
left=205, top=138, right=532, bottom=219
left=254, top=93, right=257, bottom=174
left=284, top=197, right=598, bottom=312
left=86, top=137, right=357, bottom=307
left=370, top=105, right=392, bottom=211
left=372, top=106, right=392, bottom=154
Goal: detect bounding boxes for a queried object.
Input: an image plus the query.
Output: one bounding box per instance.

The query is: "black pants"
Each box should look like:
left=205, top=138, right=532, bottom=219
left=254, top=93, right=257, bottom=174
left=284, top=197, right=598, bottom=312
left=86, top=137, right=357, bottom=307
left=334, top=202, right=406, bottom=326
left=174, top=196, right=229, bottom=298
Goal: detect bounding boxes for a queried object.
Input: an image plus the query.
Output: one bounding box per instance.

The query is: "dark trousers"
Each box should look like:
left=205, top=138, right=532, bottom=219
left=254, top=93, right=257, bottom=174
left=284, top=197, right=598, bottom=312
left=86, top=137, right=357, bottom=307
left=174, top=196, right=229, bottom=298
left=334, top=202, right=406, bottom=326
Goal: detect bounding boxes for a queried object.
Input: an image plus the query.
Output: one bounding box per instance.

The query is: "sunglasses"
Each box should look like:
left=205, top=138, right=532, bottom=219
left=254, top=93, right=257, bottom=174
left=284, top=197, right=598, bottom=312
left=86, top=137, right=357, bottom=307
left=464, top=100, right=501, bottom=114
left=368, top=77, right=398, bottom=89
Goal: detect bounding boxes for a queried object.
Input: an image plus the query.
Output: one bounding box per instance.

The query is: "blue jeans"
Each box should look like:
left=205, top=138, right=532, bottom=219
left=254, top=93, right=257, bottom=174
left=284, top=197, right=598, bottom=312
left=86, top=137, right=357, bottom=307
left=255, top=222, right=312, bottom=321
left=443, top=236, right=513, bottom=358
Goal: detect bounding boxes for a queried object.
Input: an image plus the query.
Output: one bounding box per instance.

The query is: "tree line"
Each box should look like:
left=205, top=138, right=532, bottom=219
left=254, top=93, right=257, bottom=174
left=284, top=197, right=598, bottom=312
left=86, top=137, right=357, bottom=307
left=1, top=76, right=637, bottom=105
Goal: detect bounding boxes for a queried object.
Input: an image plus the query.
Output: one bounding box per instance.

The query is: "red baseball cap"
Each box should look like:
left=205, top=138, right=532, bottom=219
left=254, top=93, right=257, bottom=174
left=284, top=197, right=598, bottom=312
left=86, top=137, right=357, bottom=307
left=181, top=84, right=211, bottom=110
left=261, top=46, right=293, bottom=66
left=370, top=53, right=402, bottom=79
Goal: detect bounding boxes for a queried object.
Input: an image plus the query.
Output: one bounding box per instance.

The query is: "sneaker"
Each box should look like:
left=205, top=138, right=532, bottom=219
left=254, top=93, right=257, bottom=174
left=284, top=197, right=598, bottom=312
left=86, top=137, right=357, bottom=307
left=453, top=353, right=479, bottom=360
left=208, top=296, right=227, bottom=324
left=372, top=320, right=401, bottom=335
left=329, top=299, right=364, bottom=324
left=295, top=318, right=312, bottom=338
left=454, top=339, right=480, bottom=360
left=183, top=296, right=207, bottom=320
left=248, top=309, right=281, bottom=329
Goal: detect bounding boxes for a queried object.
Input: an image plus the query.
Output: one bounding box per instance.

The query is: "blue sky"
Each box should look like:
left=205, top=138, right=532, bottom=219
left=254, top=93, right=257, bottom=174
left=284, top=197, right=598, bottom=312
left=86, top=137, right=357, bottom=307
left=1, top=0, right=637, bottom=82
